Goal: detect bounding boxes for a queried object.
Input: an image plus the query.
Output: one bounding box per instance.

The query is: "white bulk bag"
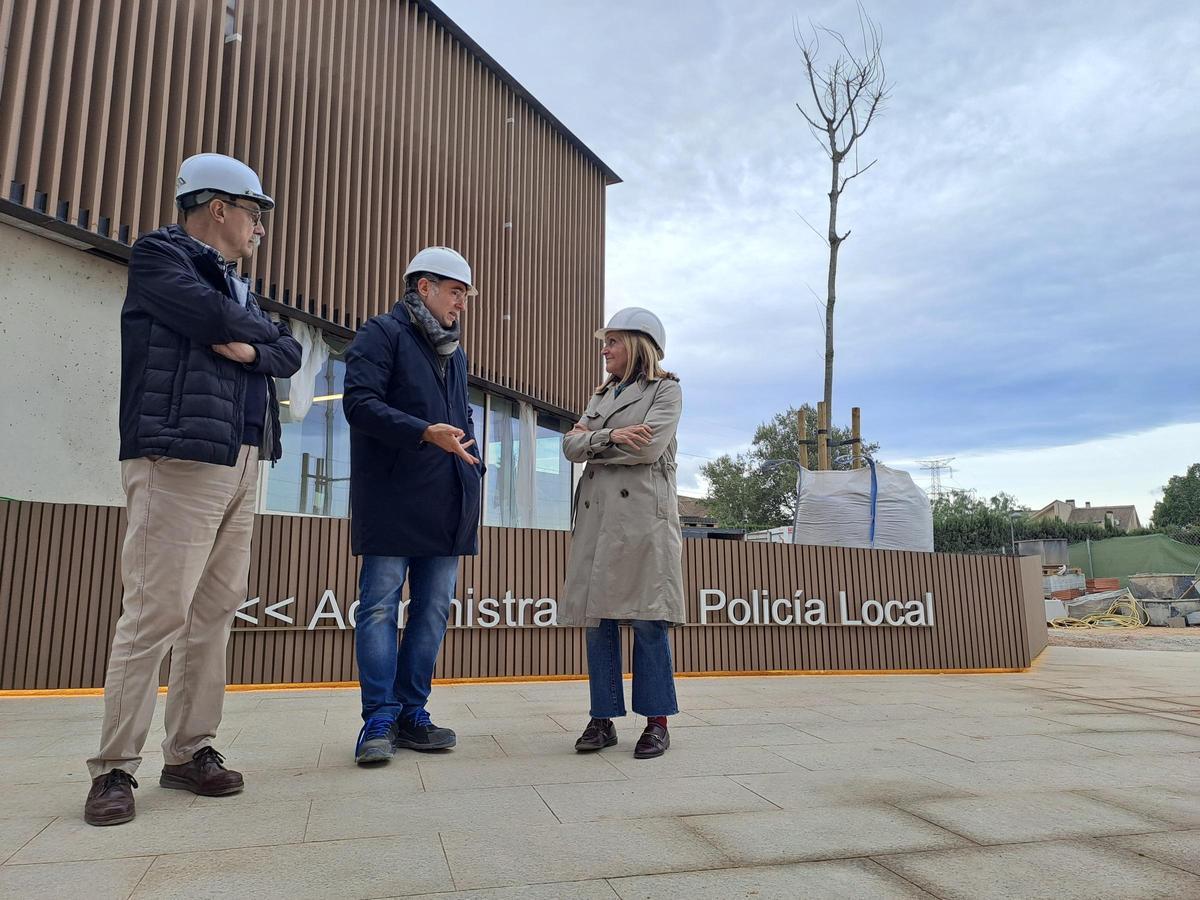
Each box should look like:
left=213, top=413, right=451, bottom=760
left=793, top=463, right=934, bottom=552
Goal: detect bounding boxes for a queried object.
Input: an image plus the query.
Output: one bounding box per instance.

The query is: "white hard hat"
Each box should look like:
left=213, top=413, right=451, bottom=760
left=404, top=246, right=474, bottom=292
left=176, top=153, right=274, bottom=210
left=595, top=307, right=666, bottom=354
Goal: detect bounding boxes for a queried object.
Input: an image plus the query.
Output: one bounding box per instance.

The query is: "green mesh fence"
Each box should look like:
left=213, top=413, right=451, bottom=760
left=1068, top=533, right=1200, bottom=586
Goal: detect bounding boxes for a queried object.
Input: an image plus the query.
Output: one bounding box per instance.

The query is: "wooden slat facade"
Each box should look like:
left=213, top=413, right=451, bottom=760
left=0, top=500, right=1047, bottom=690
left=0, top=0, right=614, bottom=413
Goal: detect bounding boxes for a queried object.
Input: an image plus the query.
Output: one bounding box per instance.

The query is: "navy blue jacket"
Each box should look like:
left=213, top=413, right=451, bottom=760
left=343, top=304, right=482, bottom=557
left=118, top=225, right=302, bottom=465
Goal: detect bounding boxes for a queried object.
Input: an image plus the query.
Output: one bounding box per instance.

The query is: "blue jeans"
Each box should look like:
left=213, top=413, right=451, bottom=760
left=355, top=555, right=458, bottom=721
left=586, top=619, right=679, bottom=718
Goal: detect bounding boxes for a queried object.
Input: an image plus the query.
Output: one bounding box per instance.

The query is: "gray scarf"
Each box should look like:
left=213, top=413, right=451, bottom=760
left=403, top=289, right=460, bottom=359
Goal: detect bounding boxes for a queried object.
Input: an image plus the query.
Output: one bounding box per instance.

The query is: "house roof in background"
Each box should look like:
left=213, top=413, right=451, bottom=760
left=678, top=495, right=715, bottom=520
left=1069, top=505, right=1140, bottom=526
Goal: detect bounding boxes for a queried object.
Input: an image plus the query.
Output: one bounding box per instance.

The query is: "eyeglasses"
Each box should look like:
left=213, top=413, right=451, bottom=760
left=228, top=201, right=266, bottom=226
left=425, top=276, right=471, bottom=303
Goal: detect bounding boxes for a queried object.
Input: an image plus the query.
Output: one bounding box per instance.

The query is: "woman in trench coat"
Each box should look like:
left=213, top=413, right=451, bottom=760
left=561, top=307, right=684, bottom=759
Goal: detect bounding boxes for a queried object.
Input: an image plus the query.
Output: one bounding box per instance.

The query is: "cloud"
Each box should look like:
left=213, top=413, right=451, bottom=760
left=439, top=0, right=1199, bottom=511
left=889, top=420, right=1200, bottom=526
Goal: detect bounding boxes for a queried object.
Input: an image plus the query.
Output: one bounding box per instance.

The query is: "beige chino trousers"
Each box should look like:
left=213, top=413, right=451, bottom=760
left=87, top=446, right=259, bottom=778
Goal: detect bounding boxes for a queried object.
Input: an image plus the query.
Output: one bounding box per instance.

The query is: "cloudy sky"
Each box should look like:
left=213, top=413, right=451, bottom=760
left=440, top=0, right=1199, bottom=522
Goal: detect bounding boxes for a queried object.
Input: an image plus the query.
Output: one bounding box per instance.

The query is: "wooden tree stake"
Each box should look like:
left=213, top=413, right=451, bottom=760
left=817, top=402, right=830, bottom=470
left=852, top=406, right=862, bottom=469
left=797, top=409, right=808, bottom=469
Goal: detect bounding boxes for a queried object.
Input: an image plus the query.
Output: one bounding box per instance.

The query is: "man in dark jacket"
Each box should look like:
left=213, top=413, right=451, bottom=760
left=85, top=154, right=302, bottom=826
left=343, top=246, right=482, bottom=764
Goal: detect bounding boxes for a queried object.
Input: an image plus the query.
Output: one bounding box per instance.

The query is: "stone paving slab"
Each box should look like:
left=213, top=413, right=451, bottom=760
left=1, top=779, right=195, bottom=821
left=304, top=785, right=559, bottom=842
left=1081, top=786, right=1200, bottom=828
left=1054, top=729, right=1200, bottom=755
left=1068, top=753, right=1200, bottom=789
left=439, top=818, right=731, bottom=890
left=12, top=800, right=310, bottom=864
left=904, top=756, right=1133, bottom=793
left=534, top=775, right=778, bottom=823
left=601, top=745, right=803, bottom=779
left=403, top=881, right=619, bottom=899
left=0, top=856, right=153, bottom=900
left=0, top=818, right=51, bottom=865
left=770, top=737, right=964, bottom=771
left=875, top=839, right=1200, bottom=900
left=680, top=804, right=970, bottom=865
left=418, top=750, right=627, bottom=792
left=903, top=733, right=1088, bottom=762
left=608, top=859, right=938, bottom=899
left=731, top=767, right=974, bottom=807
left=899, top=791, right=1177, bottom=844
left=1, top=645, right=1198, bottom=898
left=130, top=834, right=453, bottom=899
left=1103, top=828, right=1200, bottom=877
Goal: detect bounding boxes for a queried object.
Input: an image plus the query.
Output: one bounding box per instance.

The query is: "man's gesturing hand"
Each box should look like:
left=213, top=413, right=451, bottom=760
left=211, top=342, right=258, bottom=365
left=610, top=424, right=653, bottom=449
left=422, top=423, right=480, bottom=465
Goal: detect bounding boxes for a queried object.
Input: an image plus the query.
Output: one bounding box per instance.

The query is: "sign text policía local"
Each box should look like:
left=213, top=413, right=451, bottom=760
left=237, top=588, right=935, bottom=630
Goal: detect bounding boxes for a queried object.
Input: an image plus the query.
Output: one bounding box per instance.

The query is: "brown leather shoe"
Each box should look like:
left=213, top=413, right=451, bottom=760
left=634, top=721, right=669, bottom=759
left=160, top=747, right=244, bottom=796
left=575, top=718, right=617, bottom=752
left=84, top=770, right=137, bottom=826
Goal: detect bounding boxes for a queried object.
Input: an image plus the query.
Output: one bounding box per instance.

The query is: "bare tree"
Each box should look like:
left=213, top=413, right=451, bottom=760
left=795, top=9, right=890, bottom=426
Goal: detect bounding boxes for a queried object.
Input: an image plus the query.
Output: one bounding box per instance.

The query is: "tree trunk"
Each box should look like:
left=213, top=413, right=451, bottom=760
left=824, top=151, right=840, bottom=428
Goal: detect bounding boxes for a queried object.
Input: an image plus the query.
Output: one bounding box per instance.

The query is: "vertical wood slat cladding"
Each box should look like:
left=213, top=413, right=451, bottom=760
left=0, top=0, right=612, bottom=413
left=0, top=501, right=1045, bottom=690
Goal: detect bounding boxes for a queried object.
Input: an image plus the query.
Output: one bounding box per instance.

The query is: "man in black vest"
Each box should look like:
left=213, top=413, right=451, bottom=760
left=85, top=154, right=301, bottom=826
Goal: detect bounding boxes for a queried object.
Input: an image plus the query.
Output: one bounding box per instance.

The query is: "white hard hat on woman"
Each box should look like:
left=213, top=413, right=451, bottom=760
left=594, top=306, right=665, bottom=354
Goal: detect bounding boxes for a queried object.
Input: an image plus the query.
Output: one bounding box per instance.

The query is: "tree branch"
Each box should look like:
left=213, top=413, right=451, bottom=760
left=839, top=157, right=877, bottom=191
left=795, top=209, right=830, bottom=247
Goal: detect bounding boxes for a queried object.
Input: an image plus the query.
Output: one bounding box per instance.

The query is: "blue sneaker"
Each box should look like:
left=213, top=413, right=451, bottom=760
left=355, top=715, right=398, bottom=765
left=393, top=708, right=456, bottom=752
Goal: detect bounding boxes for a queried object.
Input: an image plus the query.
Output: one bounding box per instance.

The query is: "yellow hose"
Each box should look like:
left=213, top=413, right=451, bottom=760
left=1050, top=594, right=1146, bottom=629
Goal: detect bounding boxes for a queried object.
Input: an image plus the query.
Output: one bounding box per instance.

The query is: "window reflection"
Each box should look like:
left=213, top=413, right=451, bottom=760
left=267, top=355, right=350, bottom=517
left=535, top=413, right=572, bottom=530
left=484, top=396, right=519, bottom=526
left=264, top=339, right=574, bottom=530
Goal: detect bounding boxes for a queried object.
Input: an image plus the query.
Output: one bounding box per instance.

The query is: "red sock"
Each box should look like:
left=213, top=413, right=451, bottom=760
left=648, top=715, right=668, bottom=729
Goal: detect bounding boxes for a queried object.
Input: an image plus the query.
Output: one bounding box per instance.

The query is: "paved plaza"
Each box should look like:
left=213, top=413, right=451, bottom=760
left=1, top=645, right=1198, bottom=899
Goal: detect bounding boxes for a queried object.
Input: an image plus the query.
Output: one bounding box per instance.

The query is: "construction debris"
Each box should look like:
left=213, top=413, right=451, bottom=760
left=1049, top=590, right=1146, bottom=630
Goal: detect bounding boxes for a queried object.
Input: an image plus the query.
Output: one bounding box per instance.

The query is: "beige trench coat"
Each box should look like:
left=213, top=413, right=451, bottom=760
left=560, top=376, right=685, bottom=627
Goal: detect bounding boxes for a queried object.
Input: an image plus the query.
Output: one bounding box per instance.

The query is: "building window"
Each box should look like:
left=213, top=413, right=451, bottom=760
left=265, top=353, right=350, bottom=517
left=484, top=395, right=521, bottom=527
left=535, top=413, right=572, bottom=530
left=261, top=332, right=572, bottom=530
left=483, top=396, right=573, bottom=530
left=469, top=385, right=486, bottom=459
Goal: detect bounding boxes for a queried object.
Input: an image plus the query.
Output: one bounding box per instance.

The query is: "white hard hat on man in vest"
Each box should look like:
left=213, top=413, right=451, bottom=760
left=175, top=153, right=275, bottom=212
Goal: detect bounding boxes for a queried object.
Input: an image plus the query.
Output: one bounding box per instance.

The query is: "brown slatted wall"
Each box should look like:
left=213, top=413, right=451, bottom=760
left=0, top=0, right=610, bottom=413
left=0, top=500, right=1042, bottom=690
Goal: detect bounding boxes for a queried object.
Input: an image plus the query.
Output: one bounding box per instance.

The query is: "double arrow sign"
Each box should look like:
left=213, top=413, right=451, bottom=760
left=235, top=597, right=296, bottom=625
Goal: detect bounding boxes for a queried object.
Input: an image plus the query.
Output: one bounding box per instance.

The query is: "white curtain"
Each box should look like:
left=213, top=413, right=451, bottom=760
left=282, top=320, right=331, bottom=422
left=516, top=401, right=538, bottom=527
